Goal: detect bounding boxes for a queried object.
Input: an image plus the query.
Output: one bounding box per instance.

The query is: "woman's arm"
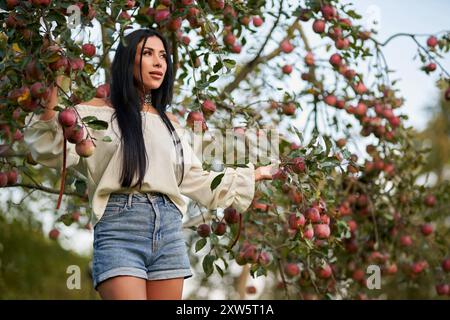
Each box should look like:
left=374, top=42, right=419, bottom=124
left=40, top=75, right=64, bottom=121
left=255, top=163, right=278, bottom=182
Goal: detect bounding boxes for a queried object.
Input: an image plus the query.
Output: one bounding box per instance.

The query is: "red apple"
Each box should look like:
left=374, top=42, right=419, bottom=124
left=154, top=9, right=170, bottom=23
left=324, top=94, right=337, bottom=106
left=284, top=263, right=300, bottom=277
left=181, top=36, right=191, bottom=46
left=353, top=82, right=367, bottom=95
left=49, top=56, right=69, bottom=72
left=186, top=111, right=205, bottom=131
left=243, top=245, right=258, bottom=263
left=329, top=53, right=342, bottom=67
left=6, top=0, right=20, bottom=9
left=7, top=168, right=18, bottom=185
left=288, top=213, right=306, bottom=230
left=288, top=189, right=302, bottom=205
left=303, top=225, right=314, bottom=239
left=281, top=39, right=294, bottom=53
left=424, top=194, right=436, bottom=207
left=282, top=102, right=296, bottom=115
left=252, top=16, right=263, bottom=27
left=427, top=36, right=438, bottom=48
left=335, top=37, right=350, bottom=50
left=224, top=33, right=236, bottom=46
left=82, top=43, right=96, bottom=57
left=0, top=172, right=8, bottom=187
left=75, top=139, right=95, bottom=157
left=321, top=4, right=336, bottom=21
left=231, top=44, right=241, bottom=54
left=208, top=0, right=224, bottom=11
left=49, top=228, right=60, bottom=240
left=197, top=223, right=211, bottom=237
left=224, top=207, right=239, bottom=224
left=420, top=223, right=433, bottom=236
left=442, top=258, right=450, bottom=272
left=201, top=99, right=216, bottom=116
left=213, top=222, right=226, bottom=236
left=312, top=19, right=326, bottom=33
left=96, top=84, right=110, bottom=99
left=400, top=235, right=412, bottom=247
left=282, top=65, right=293, bottom=74
left=435, top=284, right=450, bottom=296
left=168, top=17, right=182, bottom=31
left=314, top=224, right=330, bottom=239
left=58, top=108, right=77, bottom=127
left=317, top=263, right=332, bottom=278
left=305, top=207, right=321, bottom=223
left=304, top=52, right=314, bottom=66
left=64, top=124, right=85, bottom=144
left=444, top=87, right=450, bottom=101
left=257, top=252, right=271, bottom=266
left=240, top=16, right=250, bottom=25
left=30, top=82, right=46, bottom=99
left=425, top=62, right=437, bottom=72
left=291, top=157, right=306, bottom=174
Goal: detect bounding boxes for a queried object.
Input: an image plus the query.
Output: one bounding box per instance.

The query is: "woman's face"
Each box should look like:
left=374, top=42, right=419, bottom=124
left=133, top=36, right=167, bottom=92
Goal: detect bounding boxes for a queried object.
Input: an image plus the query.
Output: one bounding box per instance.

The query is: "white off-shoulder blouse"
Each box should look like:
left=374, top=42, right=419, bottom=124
left=23, top=104, right=256, bottom=227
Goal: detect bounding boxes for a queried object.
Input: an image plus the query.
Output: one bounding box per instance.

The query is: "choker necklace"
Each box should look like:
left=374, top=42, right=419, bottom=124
left=144, top=91, right=152, bottom=106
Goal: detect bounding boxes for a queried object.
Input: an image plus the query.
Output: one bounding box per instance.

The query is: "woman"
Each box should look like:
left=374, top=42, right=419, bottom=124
left=24, top=28, right=276, bottom=300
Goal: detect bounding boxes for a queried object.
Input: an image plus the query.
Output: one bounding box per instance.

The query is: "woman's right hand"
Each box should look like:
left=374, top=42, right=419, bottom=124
left=255, top=163, right=279, bottom=182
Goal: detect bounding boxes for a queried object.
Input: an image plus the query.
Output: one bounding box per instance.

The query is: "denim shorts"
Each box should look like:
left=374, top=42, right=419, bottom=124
left=92, top=192, right=193, bottom=291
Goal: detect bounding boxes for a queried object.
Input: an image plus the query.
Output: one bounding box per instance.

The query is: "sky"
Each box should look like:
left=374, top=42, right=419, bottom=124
left=340, top=0, right=450, bottom=131
left=1, top=0, right=449, bottom=299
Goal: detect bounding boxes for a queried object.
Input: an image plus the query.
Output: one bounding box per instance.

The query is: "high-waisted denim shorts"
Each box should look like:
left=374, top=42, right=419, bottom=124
left=92, top=192, right=193, bottom=291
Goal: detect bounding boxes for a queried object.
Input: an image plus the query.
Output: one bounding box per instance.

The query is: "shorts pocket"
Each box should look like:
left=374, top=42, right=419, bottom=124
left=165, top=197, right=183, bottom=218
left=103, top=201, right=128, bottom=218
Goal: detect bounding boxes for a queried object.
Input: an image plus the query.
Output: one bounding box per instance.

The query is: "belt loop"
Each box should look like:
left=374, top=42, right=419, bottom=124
left=162, top=193, right=167, bottom=205
left=127, top=193, right=133, bottom=208
left=145, top=193, right=152, bottom=205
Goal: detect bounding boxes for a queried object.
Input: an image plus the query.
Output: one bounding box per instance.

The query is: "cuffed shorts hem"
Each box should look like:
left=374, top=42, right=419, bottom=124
left=93, top=267, right=148, bottom=291
left=147, top=269, right=193, bottom=281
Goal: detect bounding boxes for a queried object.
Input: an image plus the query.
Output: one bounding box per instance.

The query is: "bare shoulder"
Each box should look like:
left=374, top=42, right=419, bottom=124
left=165, top=111, right=180, bottom=124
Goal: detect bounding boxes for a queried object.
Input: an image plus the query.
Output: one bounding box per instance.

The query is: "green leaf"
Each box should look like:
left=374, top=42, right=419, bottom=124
left=86, top=120, right=108, bottom=130
left=323, top=135, right=332, bottom=156
left=346, top=9, right=362, bottom=19
left=195, top=238, right=207, bottom=252
left=291, top=125, right=304, bottom=144
left=210, top=233, right=219, bottom=245
left=74, top=179, right=87, bottom=195
left=223, top=59, right=236, bottom=69
left=208, top=75, right=219, bottom=83
left=213, top=61, right=223, bottom=73
left=202, top=254, right=215, bottom=277
left=102, top=136, right=112, bottom=142
left=82, top=116, right=98, bottom=123
left=210, top=173, right=225, bottom=191
left=215, top=264, right=224, bottom=277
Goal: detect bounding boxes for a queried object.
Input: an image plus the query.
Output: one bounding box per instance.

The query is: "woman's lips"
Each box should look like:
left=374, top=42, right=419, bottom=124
left=149, top=73, right=163, bottom=80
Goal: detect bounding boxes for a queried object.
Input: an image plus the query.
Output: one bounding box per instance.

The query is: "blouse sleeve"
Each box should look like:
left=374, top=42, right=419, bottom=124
left=175, top=123, right=256, bottom=213
left=23, top=111, right=81, bottom=170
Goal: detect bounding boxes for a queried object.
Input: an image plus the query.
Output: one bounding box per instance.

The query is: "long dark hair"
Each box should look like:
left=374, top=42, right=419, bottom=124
left=109, top=28, right=184, bottom=189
